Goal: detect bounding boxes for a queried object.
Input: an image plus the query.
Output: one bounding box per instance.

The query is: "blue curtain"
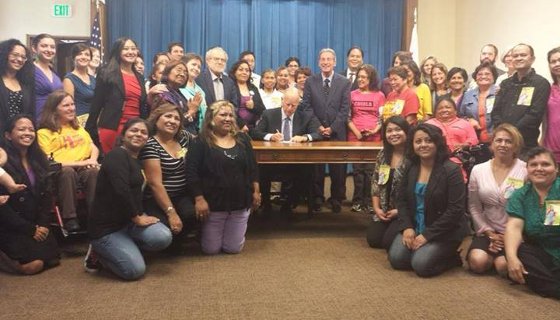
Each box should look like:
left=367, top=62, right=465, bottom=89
left=107, top=0, right=403, bottom=77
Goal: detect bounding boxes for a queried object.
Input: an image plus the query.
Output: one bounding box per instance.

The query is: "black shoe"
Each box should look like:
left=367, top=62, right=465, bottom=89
left=84, top=245, right=101, bottom=273
left=260, top=202, right=272, bottom=214
left=331, top=200, right=342, bottom=214
left=64, top=218, right=81, bottom=232
left=313, top=198, right=323, bottom=212
left=280, top=203, right=293, bottom=215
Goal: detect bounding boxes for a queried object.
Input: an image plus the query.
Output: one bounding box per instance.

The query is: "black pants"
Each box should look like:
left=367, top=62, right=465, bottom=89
left=143, top=194, right=196, bottom=238
left=352, top=163, right=374, bottom=206
left=314, top=164, right=346, bottom=202
left=366, top=218, right=400, bottom=250
left=259, top=164, right=310, bottom=206
left=516, top=242, right=560, bottom=299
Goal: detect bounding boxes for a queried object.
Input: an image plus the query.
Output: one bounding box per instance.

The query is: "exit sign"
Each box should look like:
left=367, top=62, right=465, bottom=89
left=53, top=4, right=72, bottom=17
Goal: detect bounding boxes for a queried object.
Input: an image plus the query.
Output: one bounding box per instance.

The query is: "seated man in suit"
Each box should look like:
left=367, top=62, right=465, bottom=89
left=252, top=88, right=322, bottom=214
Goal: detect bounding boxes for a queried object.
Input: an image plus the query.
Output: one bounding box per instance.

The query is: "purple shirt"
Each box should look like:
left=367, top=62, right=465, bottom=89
left=34, top=65, right=62, bottom=119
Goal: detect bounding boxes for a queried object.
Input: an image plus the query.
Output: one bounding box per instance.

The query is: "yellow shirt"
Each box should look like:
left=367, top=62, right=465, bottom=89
left=415, top=83, right=432, bottom=120
left=38, top=125, right=93, bottom=163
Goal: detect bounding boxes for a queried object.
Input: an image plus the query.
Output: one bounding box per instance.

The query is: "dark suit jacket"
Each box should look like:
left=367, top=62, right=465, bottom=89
left=251, top=107, right=322, bottom=141
left=85, top=67, right=147, bottom=143
left=300, top=73, right=351, bottom=141
left=0, top=79, right=35, bottom=135
left=340, top=69, right=359, bottom=91
left=196, top=68, right=239, bottom=110
left=396, top=160, right=468, bottom=243
left=0, top=154, right=51, bottom=236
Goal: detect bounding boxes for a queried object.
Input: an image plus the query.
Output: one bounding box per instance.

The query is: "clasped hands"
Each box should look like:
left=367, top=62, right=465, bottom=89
left=402, top=228, right=427, bottom=250
left=319, top=125, right=332, bottom=138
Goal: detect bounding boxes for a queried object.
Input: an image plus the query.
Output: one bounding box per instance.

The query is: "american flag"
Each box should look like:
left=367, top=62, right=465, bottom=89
left=89, top=11, right=103, bottom=60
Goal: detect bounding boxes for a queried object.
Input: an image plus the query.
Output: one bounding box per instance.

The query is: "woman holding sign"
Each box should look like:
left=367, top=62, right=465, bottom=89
left=505, top=147, right=560, bottom=299
left=467, top=124, right=526, bottom=275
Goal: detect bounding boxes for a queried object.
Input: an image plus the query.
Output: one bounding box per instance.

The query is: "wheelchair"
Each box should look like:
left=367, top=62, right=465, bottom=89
left=47, top=159, right=89, bottom=238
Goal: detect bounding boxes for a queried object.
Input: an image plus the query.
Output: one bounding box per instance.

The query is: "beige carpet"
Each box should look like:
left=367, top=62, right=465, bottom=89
left=1, top=178, right=559, bottom=319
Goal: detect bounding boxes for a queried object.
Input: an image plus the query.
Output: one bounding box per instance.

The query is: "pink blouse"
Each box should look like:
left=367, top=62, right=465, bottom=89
left=468, top=159, right=527, bottom=235
left=544, top=84, right=560, bottom=162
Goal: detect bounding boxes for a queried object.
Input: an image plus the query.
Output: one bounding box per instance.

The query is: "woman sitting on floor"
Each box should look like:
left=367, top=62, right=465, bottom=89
left=85, top=118, right=172, bottom=280
left=367, top=116, right=410, bottom=249
left=467, top=124, right=526, bottom=275
left=37, top=90, right=99, bottom=232
left=505, top=147, right=560, bottom=299
left=0, top=115, right=60, bottom=275
left=388, top=123, right=468, bottom=277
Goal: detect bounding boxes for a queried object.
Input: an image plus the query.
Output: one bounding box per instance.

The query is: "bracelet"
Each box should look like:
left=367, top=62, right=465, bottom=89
left=165, top=206, right=175, bottom=214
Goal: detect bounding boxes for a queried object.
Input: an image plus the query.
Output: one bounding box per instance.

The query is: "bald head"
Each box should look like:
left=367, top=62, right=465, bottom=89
left=282, top=88, right=300, bottom=117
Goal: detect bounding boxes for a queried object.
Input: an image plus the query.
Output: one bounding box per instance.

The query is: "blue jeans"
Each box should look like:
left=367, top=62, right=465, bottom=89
left=91, top=222, right=172, bottom=280
left=388, top=233, right=460, bottom=277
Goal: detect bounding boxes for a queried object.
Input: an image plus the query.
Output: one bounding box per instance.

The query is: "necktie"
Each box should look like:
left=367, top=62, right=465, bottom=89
left=323, top=78, right=330, bottom=96
left=349, top=72, right=355, bottom=84
left=214, top=76, right=224, bottom=101
left=283, top=117, right=291, bottom=141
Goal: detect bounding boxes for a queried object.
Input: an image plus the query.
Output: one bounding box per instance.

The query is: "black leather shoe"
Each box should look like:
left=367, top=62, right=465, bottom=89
left=331, top=200, right=342, bottom=214
left=64, top=218, right=81, bottom=232
left=312, top=198, right=322, bottom=212
left=280, top=203, right=293, bottom=215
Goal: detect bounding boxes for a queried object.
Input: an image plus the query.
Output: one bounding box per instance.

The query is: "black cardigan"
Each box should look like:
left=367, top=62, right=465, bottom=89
left=185, top=133, right=258, bottom=212
left=396, top=160, right=468, bottom=243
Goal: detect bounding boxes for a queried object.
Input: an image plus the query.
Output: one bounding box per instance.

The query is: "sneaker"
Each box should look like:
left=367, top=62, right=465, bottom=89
left=366, top=205, right=374, bottom=214
left=84, top=245, right=101, bottom=273
left=351, top=203, right=362, bottom=212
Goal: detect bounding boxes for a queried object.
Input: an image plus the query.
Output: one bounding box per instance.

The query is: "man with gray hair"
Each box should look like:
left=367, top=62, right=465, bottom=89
left=300, top=48, right=351, bottom=213
left=197, top=46, right=239, bottom=115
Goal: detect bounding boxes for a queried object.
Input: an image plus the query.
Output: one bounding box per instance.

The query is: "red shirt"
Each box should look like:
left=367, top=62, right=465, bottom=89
left=121, top=72, right=141, bottom=124
left=382, top=88, right=419, bottom=120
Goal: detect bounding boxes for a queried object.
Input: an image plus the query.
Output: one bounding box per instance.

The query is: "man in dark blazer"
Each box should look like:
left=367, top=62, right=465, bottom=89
left=252, top=88, right=322, bottom=213
left=340, top=46, right=363, bottom=91
left=196, top=46, right=239, bottom=112
left=300, top=48, right=351, bottom=213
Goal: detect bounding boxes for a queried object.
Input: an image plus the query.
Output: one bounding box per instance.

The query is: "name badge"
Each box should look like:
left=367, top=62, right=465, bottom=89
left=392, top=99, right=405, bottom=115
left=503, top=177, right=524, bottom=199
left=378, top=164, right=391, bottom=185
left=544, top=200, right=560, bottom=226
left=486, top=96, right=495, bottom=113
left=517, top=87, right=535, bottom=106
left=177, top=147, right=187, bottom=158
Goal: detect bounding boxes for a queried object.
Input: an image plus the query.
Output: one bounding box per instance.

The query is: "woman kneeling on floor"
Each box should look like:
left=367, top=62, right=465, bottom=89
left=388, top=123, right=468, bottom=277
left=186, top=101, right=260, bottom=255
left=85, top=118, right=172, bottom=280
left=505, top=147, right=560, bottom=299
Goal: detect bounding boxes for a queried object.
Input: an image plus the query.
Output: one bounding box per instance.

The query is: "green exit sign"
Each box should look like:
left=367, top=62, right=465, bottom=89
left=53, top=4, right=72, bottom=17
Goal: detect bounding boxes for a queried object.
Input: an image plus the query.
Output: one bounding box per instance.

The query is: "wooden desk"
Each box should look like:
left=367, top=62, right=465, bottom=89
left=251, top=141, right=382, bottom=164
